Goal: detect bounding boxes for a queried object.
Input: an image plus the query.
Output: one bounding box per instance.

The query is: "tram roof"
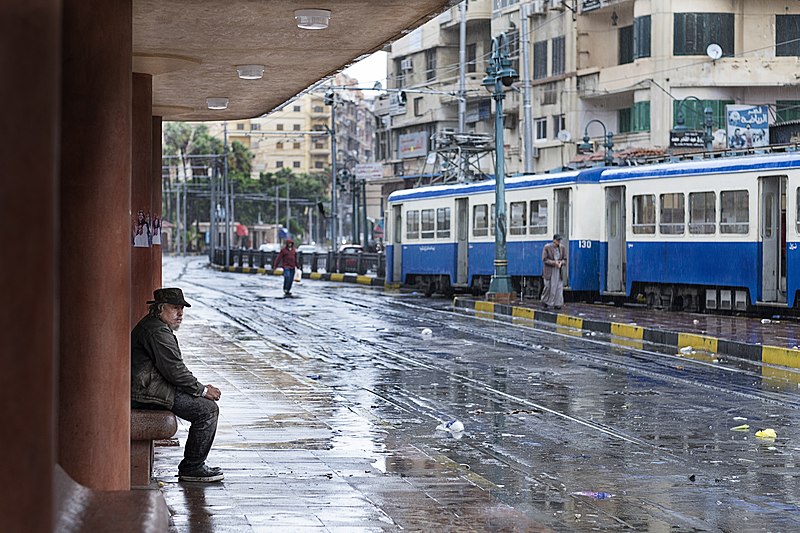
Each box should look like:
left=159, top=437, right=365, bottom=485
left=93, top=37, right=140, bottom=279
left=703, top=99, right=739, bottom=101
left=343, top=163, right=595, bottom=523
left=388, top=168, right=605, bottom=202
left=599, top=152, right=800, bottom=182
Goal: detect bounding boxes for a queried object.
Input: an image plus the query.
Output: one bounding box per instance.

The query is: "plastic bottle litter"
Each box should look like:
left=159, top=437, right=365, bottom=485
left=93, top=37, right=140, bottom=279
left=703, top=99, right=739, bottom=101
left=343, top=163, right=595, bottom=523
left=755, top=428, right=777, bottom=440
left=761, top=318, right=772, bottom=324
left=436, top=419, right=464, bottom=434
left=692, top=319, right=700, bottom=325
left=421, top=328, right=433, bottom=337
left=571, top=491, right=613, bottom=500
left=679, top=346, right=694, bottom=354
left=306, top=374, right=321, bottom=380
left=730, top=424, right=750, bottom=431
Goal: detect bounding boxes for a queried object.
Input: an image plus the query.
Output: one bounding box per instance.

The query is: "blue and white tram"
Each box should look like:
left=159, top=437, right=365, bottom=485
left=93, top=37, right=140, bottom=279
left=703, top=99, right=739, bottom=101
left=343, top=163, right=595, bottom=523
left=386, top=168, right=604, bottom=296
left=598, top=153, right=800, bottom=310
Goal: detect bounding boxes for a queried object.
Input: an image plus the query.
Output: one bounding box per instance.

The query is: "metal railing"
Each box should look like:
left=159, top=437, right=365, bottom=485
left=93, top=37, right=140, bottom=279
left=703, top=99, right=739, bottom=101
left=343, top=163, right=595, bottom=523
left=212, top=249, right=385, bottom=277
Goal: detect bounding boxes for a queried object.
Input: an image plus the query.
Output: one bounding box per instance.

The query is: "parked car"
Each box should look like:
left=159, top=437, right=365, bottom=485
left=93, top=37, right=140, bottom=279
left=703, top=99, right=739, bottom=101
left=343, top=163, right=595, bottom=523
left=297, top=244, right=320, bottom=254
left=339, top=244, right=364, bottom=271
left=257, top=243, right=280, bottom=253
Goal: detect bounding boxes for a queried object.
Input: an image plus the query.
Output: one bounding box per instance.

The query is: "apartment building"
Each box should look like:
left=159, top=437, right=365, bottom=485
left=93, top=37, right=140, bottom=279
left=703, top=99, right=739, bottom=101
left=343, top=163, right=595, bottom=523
left=379, top=0, right=800, bottom=180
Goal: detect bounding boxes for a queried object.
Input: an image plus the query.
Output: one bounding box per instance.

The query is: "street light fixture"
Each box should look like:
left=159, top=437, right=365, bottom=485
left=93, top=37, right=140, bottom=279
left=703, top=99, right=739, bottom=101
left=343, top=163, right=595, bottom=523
left=482, top=32, right=518, bottom=300
left=579, top=119, right=614, bottom=166
left=673, top=96, right=714, bottom=151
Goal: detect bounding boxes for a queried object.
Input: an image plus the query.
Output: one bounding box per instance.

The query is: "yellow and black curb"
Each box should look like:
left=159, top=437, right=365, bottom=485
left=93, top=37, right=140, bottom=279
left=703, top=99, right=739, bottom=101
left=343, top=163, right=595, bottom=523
left=453, top=297, right=800, bottom=371
left=211, top=264, right=385, bottom=287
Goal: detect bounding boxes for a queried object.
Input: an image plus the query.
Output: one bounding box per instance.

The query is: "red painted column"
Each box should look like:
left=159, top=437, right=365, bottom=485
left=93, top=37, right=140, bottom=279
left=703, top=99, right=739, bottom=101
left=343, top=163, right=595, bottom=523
left=59, top=0, right=132, bottom=490
left=132, top=73, right=153, bottom=327
left=0, top=1, right=60, bottom=530
left=153, top=116, right=163, bottom=289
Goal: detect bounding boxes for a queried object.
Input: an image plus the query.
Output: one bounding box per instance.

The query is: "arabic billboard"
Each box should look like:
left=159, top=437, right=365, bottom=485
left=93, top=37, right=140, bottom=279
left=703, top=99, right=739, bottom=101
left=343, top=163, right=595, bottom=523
left=726, top=105, right=769, bottom=149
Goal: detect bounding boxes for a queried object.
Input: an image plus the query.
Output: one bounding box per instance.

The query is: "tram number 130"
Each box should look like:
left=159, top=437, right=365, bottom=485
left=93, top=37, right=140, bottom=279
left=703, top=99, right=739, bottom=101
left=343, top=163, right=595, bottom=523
left=578, top=240, right=592, bottom=249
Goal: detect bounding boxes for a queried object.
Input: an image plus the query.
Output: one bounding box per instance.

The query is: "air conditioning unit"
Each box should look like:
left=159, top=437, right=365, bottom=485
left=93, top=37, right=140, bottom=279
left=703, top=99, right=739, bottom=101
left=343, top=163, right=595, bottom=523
left=530, top=0, right=546, bottom=15
left=531, top=146, right=540, bottom=159
left=548, top=0, right=564, bottom=11
left=400, top=58, right=413, bottom=71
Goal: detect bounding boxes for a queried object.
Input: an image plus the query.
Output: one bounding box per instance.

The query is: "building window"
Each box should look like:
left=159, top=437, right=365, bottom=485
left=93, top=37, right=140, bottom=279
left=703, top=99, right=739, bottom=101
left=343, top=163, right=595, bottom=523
left=633, top=101, right=651, bottom=132
left=276, top=161, right=284, bottom=168
left=414, top=97, right=424, bottom=117
left=542, top=83, right=557, bottom=106
left=467, top=43, right=477, bottom=73
left=673, top=99, right=733, bottom=130
left=293, top=124, right=301, bottom=131
left=533, top=40, right=548, bottom=79
left=619, top=25, right=634, bottom=65
left=276, top=142, right=284, bottom=150
left=510, top=202, right=527, bottom=235
left=777, top=15, right=800, bottom=56
left=689, top=191, right=716, bottom=234
left=551, top=36, right=565, bottom=76
left=436, top=207, right=451, bottom=238
left=618, top=108, right=632, bottom=134
left=314, top=161, right=325, bottom=169
left=534, top=118, right=547, bottom=141
left=236, top=123, right=245, bottom=130
left=529, top=200, right=548, bottom=234
left=632, top=194, right=656, bottom=234
left=293, top=142, right=301, bottom=149
left=314, top=141, right=326, bottom=149
left=777, top=100, right=800, bottom=123
left=425, top=49, right=436, bottom=81
left=406, top=210, right=420, bottom=239
left=421, top=209, right=435, bottom=239
left=634, top=15, right=652, bottom=59
left=293, top=161, right=301, bottom=168
left=720, top=190, right=749, bottom=234
left=552, top=115, right=565, bottom=139
left=660, top=193, right=685, bottom=235
left=293, top=105, right=301, bottom=112
left=493, top=0, right=519, bottom=10
left=277, top=124, right=284, bottom=131
left=673, top=13, right=734, bottom=56
left=473, top=204, right=489, bottom=237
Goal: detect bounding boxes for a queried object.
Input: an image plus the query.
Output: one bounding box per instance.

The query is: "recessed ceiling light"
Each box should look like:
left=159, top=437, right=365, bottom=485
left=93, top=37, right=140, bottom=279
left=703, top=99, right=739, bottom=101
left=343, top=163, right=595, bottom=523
left=294, top=9, right=331, bottom=30
left=237, top=65, right=265, bottom=80
left=206, top=97, right=229, bottom=110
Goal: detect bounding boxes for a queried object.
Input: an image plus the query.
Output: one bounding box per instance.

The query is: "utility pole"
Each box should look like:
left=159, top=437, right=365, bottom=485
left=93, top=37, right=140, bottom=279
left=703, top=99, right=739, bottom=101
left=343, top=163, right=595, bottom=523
left=326, top=90, right=339, bottom=249
left=286, top=182, right=290, bottom=236
left=458, top=1, right=467, bottom=133
left=361, top=180, right=368, bottom=250
left=223, top=122, right=230, bottom=265
left=274, top=184, right=279, bottom=241
left=520, top=2, right=535, bottom=173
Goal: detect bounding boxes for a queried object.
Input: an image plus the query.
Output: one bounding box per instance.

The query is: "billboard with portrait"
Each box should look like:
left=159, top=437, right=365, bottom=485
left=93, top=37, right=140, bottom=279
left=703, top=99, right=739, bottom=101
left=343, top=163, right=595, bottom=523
left=726, top=105, right=769, bottom=149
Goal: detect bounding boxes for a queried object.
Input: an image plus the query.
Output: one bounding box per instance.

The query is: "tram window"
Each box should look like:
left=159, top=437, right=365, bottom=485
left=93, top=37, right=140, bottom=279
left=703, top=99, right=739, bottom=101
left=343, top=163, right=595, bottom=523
left=796, top=188, right=800, bottom=233
left=510, top=202, right=527, bottom=235
left=473, top=204, right=489, bottom=237
left=420, top=209, right=435, bottom=239
left=632, top=194, right=656, bottom=234
left=659, top=193, right=685, bottom=234
left=406, top=210, right=420, bottom=240
left=490, top=204, right=496, bottom=236
left=689, top=191, right=716, bottom=234
left=529, top=200, right=548, bottom=234
left=720, top=190, right=749, bottom=234
left=436, top=207, right=451, bottom=239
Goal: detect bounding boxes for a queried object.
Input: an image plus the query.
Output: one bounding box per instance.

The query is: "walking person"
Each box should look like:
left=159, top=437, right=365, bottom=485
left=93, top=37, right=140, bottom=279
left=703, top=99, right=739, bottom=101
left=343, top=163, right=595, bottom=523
left=131, top=288, right=224, bottom=482
left=273, top=238, right=298, bottom=296
left=541, top=234, right=567, bottom=309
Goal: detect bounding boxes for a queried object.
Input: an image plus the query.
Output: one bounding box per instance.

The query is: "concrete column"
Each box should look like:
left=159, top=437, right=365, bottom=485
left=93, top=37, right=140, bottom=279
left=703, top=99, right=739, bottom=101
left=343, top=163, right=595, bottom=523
left=0, top=1, right=60, bottom=530
left=132, top=73, right=153, bottom=327
left=59, top=0, right=132, bottom=490
left=153, top=116, right=163, bottom=289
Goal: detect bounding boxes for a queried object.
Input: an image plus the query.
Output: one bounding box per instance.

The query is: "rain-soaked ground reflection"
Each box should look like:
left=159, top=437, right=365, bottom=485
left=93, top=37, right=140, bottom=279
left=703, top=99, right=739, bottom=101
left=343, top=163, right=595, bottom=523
left=158, top=257, right=800, bottom=531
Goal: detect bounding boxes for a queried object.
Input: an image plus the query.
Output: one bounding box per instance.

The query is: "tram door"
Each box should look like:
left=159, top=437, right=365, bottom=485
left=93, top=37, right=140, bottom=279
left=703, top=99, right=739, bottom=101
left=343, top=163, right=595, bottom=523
left=455, top=198, right=469, bottom=285
left=554, top=188, right=571, bottom=287
left=605, top=186, right=626, bottom=293
left=392, top=205, right=403, bottom=283
left=760, top=176, right=787, bottom=303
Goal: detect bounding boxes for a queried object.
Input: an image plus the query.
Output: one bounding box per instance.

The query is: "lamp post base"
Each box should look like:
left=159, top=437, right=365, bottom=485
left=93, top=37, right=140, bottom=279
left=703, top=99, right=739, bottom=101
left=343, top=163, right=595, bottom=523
left=487, top=274, right=514, bottom=301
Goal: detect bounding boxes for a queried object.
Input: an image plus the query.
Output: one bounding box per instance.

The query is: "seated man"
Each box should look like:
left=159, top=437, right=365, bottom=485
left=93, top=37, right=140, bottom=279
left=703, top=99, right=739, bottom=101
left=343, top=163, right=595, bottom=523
left=131, top=288, right=224, bottom=482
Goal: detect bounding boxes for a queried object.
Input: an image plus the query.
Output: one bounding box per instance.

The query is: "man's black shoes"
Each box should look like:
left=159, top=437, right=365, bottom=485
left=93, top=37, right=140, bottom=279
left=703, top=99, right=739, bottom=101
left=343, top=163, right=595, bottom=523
left=178, top=464, right=224, bottom=482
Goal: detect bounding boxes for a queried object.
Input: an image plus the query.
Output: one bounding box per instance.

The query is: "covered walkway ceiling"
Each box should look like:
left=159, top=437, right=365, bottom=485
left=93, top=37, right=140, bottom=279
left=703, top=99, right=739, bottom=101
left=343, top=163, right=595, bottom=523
left=134, top=0, right=455, bottom=121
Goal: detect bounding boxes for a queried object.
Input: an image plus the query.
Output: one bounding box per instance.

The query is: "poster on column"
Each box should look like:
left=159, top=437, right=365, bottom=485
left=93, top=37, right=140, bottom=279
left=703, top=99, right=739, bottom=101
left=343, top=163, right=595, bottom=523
left=132, top=209, right=151, bottom=248
left=726, top=105, right=769, bottom=149
left=151, top=214, right=162, bottom=245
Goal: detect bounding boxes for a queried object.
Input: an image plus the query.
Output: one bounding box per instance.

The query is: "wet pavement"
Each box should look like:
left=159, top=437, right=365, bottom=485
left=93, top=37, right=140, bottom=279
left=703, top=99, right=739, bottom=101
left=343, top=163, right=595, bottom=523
left=156, top=256, right=800, bottom=532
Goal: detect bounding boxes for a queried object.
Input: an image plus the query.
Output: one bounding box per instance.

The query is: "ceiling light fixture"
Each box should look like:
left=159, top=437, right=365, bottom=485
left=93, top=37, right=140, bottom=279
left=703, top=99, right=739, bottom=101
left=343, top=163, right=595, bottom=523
left=294, top=9, right=331, bottom=30
left=206, top=97, right=229, bottom=110
left=237, top=65, right=265, bottom=80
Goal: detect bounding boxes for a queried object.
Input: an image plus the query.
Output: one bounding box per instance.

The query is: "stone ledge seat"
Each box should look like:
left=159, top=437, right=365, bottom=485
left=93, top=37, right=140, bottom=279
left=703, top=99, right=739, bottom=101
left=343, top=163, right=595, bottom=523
left=130, top=409, right=178, bottom=487
left=54, top=465, right=169, bottom=532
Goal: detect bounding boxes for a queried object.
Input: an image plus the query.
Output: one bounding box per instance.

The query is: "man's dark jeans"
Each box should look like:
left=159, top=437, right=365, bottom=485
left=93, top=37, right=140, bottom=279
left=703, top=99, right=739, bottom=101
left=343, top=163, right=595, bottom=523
left=133, top=390, right=219, bottom=473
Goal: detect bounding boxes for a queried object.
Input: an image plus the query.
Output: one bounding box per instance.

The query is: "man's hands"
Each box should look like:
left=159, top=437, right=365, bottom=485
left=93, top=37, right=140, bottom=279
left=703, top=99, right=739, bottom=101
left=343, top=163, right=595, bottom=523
left=204, top=384, right=222, bottom=401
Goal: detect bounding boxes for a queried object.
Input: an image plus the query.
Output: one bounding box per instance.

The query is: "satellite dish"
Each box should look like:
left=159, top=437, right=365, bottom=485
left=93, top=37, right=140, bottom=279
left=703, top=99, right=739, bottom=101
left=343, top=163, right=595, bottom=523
left=706, top=43, right=723, bottom=61
left=557, top=129, right=572, bottom=142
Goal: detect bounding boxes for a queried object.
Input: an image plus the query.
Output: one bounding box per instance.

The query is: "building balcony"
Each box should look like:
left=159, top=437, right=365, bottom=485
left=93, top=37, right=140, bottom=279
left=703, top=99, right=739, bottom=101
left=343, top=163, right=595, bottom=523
left=438, top=0, right=491, bottom=30
left=579, top=0, right=633, bottom=14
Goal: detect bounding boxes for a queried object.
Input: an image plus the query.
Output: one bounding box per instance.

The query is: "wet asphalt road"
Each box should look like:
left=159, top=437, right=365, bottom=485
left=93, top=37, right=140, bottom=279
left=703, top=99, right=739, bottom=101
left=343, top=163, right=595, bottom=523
left=163, top=256, right=800, bottom=532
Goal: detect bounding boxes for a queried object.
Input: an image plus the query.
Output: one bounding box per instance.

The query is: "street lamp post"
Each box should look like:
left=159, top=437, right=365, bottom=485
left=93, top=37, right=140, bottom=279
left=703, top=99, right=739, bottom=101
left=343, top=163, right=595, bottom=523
left=325, top=90, right=339, bottom=249
left=578, top=119, right=614, bottom=166
left=673, top=96, right=713, bottom=151
left=482, top=33, right=518, bottom=299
